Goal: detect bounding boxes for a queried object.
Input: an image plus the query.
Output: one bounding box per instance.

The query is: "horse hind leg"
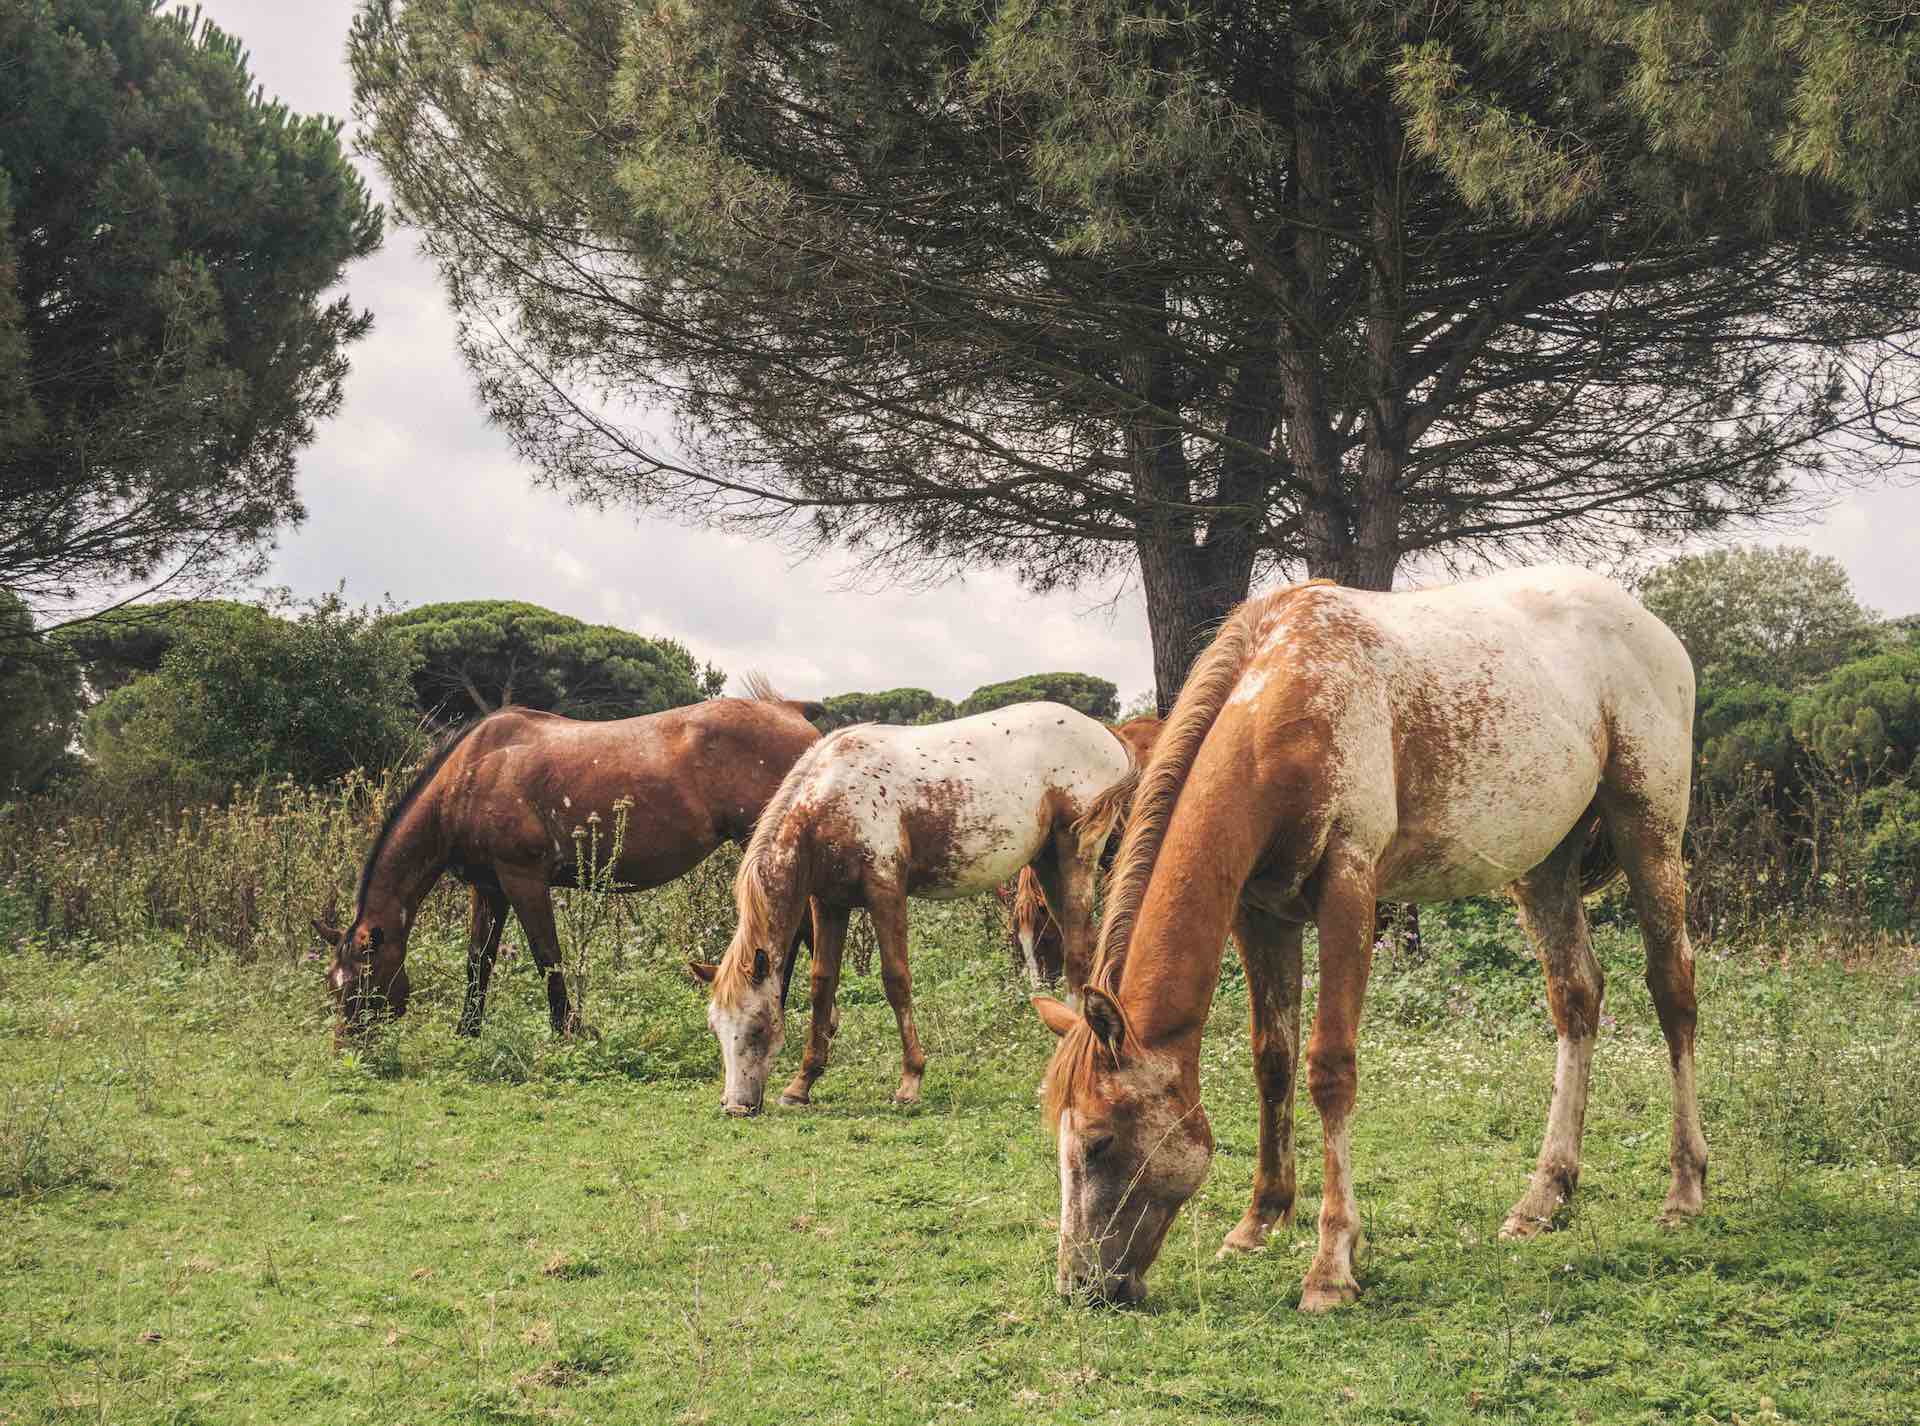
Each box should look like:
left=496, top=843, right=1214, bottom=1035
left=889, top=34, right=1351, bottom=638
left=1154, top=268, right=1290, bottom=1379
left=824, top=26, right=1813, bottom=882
left=1600, top=788, right=1709, bottom=1225
left=1502, top=820, right=1606, bottom=1240
left=457, top=882, right=509, bottom=1037
left=498, top=871, right=581, bottom=1038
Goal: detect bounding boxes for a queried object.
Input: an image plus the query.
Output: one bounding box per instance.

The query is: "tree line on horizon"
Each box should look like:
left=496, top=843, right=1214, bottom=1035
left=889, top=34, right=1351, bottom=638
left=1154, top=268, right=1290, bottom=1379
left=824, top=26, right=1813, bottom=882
left=0, top=590, right=1132, bottom=800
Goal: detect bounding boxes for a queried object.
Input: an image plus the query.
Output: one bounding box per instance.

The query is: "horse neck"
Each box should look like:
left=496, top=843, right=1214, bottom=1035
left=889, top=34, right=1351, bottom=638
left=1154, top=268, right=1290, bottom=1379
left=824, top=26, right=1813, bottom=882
left=1113, top=799, right=1263, bottom=1061
left=360, top=792, right=449, bottom=924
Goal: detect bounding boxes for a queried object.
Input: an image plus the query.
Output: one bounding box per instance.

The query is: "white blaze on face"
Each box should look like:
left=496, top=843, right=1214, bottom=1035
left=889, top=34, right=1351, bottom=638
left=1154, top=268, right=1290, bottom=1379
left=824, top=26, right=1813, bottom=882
left=1020, top=929, right=1042, bottom=986
left=708, top=983, right=783, bottom=1111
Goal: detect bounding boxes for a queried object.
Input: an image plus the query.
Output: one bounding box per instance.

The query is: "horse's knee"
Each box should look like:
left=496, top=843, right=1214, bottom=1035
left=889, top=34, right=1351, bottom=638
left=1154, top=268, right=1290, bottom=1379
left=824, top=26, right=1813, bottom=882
left=1546, top=968, right=1604, bottom=1039
left=1256, top=1045, right=1295, bottom=1103
left=1307, top=1046, right=1355, bottom=1118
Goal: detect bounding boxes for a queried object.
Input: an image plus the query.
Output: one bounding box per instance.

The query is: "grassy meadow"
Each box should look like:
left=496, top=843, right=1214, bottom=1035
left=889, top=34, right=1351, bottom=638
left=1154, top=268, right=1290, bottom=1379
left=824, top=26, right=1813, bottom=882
left=1, top=859, right=1917, bottom=1425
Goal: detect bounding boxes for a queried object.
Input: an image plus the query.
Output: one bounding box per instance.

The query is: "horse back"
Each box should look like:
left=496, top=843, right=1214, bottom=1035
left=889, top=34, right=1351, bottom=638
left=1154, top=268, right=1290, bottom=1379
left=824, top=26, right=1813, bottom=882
left=795, top=702, right=1132, bottom=900
left=1220, top=568, right=1694, bottom=903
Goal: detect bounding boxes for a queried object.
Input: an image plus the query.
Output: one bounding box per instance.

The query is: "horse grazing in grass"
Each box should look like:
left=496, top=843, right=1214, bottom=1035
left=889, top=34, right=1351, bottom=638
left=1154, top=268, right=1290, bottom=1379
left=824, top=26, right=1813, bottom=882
left=690, top=702, right=1138, bottom=1114
left=996, top=716, right=1162, bottom=987
left=1035, top=567, right=1702, bottom=1310
left=316, top=677, right=825, bottom=1041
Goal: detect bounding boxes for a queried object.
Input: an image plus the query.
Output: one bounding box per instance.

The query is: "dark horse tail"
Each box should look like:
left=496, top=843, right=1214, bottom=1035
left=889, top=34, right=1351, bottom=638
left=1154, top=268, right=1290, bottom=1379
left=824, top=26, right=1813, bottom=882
left=1578, top=805, right=1621, bottom=897
left=741, top=670, right=826, bottom=722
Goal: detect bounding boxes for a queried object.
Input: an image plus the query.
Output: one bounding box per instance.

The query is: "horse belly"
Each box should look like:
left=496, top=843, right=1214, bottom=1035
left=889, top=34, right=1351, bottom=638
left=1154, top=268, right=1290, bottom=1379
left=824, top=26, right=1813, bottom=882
left=902, top=777, right=1050, bottom=900
left=1378, top=758, right=1598, bottom=902
left=1376, top=698, right=1602, bottom=903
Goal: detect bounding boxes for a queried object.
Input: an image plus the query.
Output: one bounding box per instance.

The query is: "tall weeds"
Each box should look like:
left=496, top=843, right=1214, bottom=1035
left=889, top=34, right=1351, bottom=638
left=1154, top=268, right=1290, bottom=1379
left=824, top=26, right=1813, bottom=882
left=0, top=770, right=468, bottom=959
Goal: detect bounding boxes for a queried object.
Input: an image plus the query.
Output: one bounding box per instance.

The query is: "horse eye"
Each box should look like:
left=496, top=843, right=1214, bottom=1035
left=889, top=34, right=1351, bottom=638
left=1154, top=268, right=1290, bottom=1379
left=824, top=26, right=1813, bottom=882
left=1085, top=1134, right=1115, bottom=1163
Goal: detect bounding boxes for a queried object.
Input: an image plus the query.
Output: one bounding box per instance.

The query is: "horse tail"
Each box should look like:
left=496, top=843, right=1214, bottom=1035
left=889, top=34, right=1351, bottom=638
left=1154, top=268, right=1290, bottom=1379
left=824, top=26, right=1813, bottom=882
left=1093, top=581, right=1333, bottom=979
left=1578, top=806, right=1622, bottom=897
left=741, top=669, right=826, bottom=722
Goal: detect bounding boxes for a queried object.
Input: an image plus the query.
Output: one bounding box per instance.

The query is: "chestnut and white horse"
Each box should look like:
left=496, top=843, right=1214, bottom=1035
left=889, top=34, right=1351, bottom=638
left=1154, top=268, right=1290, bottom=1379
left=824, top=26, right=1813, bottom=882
left=692, top=702, right=1137, bottom=1114
left=1036, top=567, right=1702, bottom=1309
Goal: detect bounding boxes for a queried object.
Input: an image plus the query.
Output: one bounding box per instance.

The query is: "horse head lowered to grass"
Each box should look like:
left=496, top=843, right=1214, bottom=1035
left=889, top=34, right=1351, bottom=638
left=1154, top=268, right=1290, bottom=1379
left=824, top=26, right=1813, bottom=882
left=691, top=701, right=1140, bottom=1115
left=315, top=676, right=824, bottom=1043
left=1036, top=567, right=1703, bottom=1309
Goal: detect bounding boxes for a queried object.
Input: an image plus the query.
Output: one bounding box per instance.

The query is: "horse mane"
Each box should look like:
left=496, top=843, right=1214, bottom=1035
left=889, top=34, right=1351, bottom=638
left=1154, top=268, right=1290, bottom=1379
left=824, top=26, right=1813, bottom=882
left=742, top=669, right=827, bottom=721
left=1090, top=579, right=1335, bottom=983
left=712, top=730, right=839, bottom=1006
left=1042, top=581, right=1330, bottom=1130
left=353, top=715, right=490, bottom=912
left=1041, top=991, right=1143, bottom=1129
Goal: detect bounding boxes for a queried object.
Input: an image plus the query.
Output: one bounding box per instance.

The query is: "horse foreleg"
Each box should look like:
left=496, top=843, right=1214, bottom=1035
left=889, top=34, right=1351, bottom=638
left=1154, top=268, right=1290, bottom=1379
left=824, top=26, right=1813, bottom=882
left=498, top=871, right=580, bottom=1038
left=457, top=883, right=510, bottom=1037
left=1220, top=904, right=1304, bottom=1257
left=782, top=902, right=847, bottom=1106
left=1503, top=829, right=1604, bottom=1239
left=1300, top=852, right=1376, bottom=1312
left=869, top=888, right=927, bottom=1105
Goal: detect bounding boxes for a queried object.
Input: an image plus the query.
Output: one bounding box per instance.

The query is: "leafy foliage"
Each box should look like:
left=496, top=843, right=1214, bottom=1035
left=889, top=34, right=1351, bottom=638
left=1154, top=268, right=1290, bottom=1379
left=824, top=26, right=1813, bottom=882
left=0, top=594, right=82, bottom=796
left=1640, top=547, right=1877, bottom=688
left=81, top=595, right=419, bottom=793
left=0, top=0, right=381, bottom=607
left=353, top=0, right=1918, bottom=703
left=377, top=600, right=715, bottom=726
left=819, top=688, right=957, bottom=730
left=957, top=672, right=1119, bottom=721
left=1791, top=650, right=1920, bottom=777
left=54, top=599, right=262, bottom=697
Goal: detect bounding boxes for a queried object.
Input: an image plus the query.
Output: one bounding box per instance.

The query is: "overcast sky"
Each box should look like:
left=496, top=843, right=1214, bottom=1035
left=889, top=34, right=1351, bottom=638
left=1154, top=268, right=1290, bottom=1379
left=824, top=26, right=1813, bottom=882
left=202, top=2, right=1919, bottom=708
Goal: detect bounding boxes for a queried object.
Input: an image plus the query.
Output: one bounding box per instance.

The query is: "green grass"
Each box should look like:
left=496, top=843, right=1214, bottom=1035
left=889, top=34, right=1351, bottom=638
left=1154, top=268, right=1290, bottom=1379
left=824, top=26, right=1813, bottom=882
left=1, top=899, right=1917, bottom=1424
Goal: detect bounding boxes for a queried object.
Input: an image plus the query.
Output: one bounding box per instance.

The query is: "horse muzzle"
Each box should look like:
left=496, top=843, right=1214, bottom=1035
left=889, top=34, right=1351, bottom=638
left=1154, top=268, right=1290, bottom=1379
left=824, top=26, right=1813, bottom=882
left=722, top=1097, right=762, bottom=1118
left=1058, top=1264, right=1147, bottom=1307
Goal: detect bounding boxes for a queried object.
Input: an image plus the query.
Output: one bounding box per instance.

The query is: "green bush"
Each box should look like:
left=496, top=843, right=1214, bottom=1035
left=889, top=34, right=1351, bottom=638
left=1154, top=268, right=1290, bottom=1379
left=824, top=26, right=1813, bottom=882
left=818, top=688, right=957, bottom=728
left=957, top=672, right=1118, bottom=720
left=379, top=599, right=718, bottom=725
left=80, top=593, right=420, bottom=796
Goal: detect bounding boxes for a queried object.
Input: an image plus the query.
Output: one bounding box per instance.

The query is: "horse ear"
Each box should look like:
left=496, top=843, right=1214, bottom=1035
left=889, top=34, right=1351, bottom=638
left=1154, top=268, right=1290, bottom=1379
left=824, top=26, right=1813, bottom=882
left=686, top=961, right=719, bottom=987
left=1082, top=987, right=1126, bottom=1061
left=312, top=919, right=342, bottom=947
left=751, top=948, right=770, bottom=985
left=1032, top=996, right=1078, bottom=1038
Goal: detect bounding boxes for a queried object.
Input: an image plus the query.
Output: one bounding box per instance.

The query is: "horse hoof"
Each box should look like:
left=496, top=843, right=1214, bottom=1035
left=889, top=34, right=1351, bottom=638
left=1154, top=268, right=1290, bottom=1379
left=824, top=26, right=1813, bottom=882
left=1297, top=1279, right=1360, bottom=1312
left=1499, top=1209, right=1553, bottom=1241
left=779, top=1092, right=810, bottom=1107
left=1217, top=1222, right=1274, bottom=1258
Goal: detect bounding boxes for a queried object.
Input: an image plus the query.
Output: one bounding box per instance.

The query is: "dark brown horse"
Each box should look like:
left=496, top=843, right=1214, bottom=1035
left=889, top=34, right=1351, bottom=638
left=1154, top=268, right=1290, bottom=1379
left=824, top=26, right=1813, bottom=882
left=316, top=678, right=824, bottom=1040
